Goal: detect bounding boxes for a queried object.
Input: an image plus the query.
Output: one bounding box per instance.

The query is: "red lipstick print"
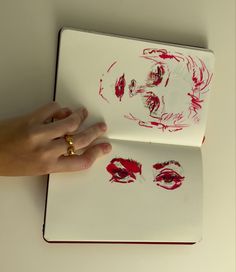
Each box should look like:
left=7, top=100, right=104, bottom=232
left=153, top=160, right=185, bottom=190
left=115, top=74, right=126, bottom=101
left=106, top=158, right=142, bottom=183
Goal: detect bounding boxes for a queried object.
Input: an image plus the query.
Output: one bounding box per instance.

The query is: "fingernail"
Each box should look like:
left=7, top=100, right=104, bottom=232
left=99, top=122, right=107, bottom=131
left=102, top=143, right=112, bottom=154
left=82, top=108, right=88, bottom=119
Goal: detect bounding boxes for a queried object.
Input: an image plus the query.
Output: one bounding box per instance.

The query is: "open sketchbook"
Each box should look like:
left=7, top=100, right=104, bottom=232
left=43, top=28, right=214, bottom=244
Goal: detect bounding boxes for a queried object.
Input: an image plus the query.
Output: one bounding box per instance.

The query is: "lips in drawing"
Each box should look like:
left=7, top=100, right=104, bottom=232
left=106, top=158, right=142, bottom=183
left=152, top=160, right=185, bottom=190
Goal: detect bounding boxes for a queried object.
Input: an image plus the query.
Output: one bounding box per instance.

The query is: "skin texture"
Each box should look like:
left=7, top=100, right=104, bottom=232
left=0, top=102, right=112, bottom=176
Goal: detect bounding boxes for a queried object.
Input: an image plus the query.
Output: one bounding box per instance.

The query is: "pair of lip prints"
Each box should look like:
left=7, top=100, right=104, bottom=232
left=106, top=158, right=185, bottom=190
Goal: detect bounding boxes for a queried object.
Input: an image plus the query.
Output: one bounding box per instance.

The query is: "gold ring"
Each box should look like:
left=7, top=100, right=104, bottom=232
left=64, top=134, right=76, bottom=155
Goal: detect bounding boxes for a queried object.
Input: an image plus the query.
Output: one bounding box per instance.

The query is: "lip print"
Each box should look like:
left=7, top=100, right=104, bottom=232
left=153, top=160, right=185, bottom=190
left=106, top=158, right=142, bottom=183
left=99, top=47, right=213, bottom=132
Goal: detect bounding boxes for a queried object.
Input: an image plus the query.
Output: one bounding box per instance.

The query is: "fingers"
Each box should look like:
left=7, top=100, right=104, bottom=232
left=42, top=107, right=88, bottom=139
left=54, top=143, right=112, bottom=172
left=51, top=122, right=107, bottom=156
left=51, top=107, right=72, bottom=121
left=30, top=102, right=62, bottom=123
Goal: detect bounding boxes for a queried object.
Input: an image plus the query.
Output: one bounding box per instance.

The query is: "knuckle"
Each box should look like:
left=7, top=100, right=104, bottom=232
left=77, top=125, right=101, bottom=147
left=81, top=155, right=93, bottom=170
left=78, top=132, right=90, bottom=147
left=24, top=126, right=39, bottom=145
left=66, top=115, right=78, bottom=131
left=76, top=108, right=85, bottom=119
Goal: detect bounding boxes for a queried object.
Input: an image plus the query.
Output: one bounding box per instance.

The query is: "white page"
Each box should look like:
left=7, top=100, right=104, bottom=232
left=55, top=28, right=214, bottom=147
left=44, top=141, right=202, bottom=243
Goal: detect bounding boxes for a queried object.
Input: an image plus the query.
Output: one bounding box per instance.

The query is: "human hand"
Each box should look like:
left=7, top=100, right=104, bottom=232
left=0, top=102, right=112, bottom=176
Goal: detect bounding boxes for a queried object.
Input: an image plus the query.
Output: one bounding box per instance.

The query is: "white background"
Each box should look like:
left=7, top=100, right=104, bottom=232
left=0, top=0, right=235, bottom=271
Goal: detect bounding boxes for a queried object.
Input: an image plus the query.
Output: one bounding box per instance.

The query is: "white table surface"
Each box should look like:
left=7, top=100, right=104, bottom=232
left=0, top=0, right=235, bottom=271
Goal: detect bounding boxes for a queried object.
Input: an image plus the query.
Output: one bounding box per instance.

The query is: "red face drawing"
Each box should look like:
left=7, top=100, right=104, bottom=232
left=153, top=160, right=185, bottom=190
left=99, top=48, right=213, bottom=132
left=106, top=158, right=142, bottom=183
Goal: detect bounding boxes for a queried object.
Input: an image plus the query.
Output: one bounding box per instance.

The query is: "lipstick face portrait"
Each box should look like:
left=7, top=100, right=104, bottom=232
left=106, top=158, right=142, bottom=184
left=99, top=48, right=213, bottom=132
left=152, top=160, right=185, bottom=190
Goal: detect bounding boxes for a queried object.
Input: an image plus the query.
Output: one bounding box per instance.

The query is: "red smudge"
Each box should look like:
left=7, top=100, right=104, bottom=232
left=147, top=65, right=165, bottom=86
left=187, top=92, right=203, bottom=117
left=150, top=121, right=167, bottom=130
left=153, top=160, right=181, bottom=170
left=115, top=74, right=126, bottom=101
left=143, top=48, right=184, bottom=62
left=106, top=158, right=142, bottom=184
left=107, top=61, right=117, bottom=73
left=143, top=91, right=160, bottom=114
left=138, top=121, right=153, bottom=128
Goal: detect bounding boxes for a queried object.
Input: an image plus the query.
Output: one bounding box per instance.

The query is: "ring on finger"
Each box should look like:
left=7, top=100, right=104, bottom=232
left=64, top=134, right=76, bottom=156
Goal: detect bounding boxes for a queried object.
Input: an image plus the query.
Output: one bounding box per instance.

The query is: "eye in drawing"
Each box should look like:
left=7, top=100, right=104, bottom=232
left=106, top=158, right=142, bottom=184
left=152, top=160, right=185, bottom=190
